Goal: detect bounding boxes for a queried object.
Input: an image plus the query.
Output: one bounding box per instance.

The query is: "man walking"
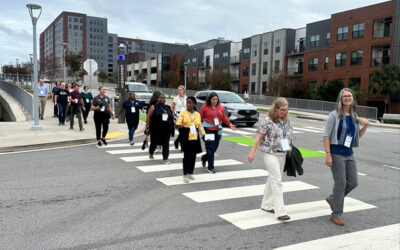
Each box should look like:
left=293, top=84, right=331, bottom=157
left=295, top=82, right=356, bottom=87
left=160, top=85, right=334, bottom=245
left=68, top=84, right=85, bottom=131
left=117, top=91, right=144, bottom=145
left=38, top=79, right=48, bottom=120
left=51, top=81, right=60, bottom=117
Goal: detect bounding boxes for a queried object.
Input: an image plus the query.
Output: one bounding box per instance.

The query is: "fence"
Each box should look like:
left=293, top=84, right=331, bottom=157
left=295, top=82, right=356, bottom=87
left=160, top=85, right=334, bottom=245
left=0, top=80, right=33, bottom=118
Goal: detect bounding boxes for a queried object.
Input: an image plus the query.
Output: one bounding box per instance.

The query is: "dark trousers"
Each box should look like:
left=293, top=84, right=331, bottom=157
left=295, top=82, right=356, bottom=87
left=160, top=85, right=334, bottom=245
left=183, top=141, right=197, bottom=175
left=69, top=106, right=83, bottom=129
left=94, top=114, right=109, bottom=140
left=149, top=135, right=170, bottom=160
left=174, top=130, right=182, bottom=147
left=57, top=103, right=68, bottom=124
left=201, top=128, right=221, bottom=170
left=82, top=103, right=91, bottom=122
left=53, top=102, right=58, bottom=116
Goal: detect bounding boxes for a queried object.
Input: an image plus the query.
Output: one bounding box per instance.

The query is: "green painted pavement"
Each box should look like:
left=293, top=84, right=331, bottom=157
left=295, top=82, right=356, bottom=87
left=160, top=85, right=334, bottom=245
left=222, top=136, right=325, bottom=158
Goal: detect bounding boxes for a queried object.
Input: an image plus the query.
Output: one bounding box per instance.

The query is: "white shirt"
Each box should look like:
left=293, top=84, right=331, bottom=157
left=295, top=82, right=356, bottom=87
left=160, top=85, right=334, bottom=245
left=173, top=95, right=187, bottom=114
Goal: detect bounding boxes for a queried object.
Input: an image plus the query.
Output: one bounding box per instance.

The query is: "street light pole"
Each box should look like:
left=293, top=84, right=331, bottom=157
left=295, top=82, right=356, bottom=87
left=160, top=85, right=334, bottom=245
left=29, top=54, right=33, bottom=88
left=27, top=3, right=42, bottom=130
left=184, top=62, right=188, bottom=90
left=61, top=43, right=67, bottom=83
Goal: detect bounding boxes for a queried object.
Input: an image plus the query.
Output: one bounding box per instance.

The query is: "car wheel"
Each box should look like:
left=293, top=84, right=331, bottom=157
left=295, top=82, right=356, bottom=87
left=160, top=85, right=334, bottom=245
left=246, top=122, right=256, bottom=127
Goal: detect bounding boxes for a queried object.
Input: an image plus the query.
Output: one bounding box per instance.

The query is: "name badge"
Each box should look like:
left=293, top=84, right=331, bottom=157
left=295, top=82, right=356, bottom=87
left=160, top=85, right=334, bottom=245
left=205, top=134, right=215, bottom=141
left=86, top=98, right=89, bottom=103
left=100, top=106, right=106, bottom=112
left=40, top=90, right=44, bottom=95
left=75, top=98, right=78, bottom=103
left=131, top=107, right=136, bottom=113
left=105, top=98, right=108, bottom=102
left=181, top=107, right=185, bottom=112
left=344, top=135, right=352, bottom=148
left=190, top=125, right=196, bottom=134
left=281, top=138, right=290, bottom=151
left=214, top=117, right=219, bottom=126
left=162, top=113, right=168, bottom=121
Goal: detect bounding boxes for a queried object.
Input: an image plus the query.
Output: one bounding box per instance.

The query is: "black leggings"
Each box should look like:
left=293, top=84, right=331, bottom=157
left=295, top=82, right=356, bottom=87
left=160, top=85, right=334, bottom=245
left=183, top=142, right=197, bottom=175
left=94, top=113, right=109, bottom=140
left=149, top=135, right=170, bottom=160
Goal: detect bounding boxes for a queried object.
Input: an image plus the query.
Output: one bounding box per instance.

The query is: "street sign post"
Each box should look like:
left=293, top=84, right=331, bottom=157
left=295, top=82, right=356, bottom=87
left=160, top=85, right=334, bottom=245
left=83, top=59, right=98, bottom=90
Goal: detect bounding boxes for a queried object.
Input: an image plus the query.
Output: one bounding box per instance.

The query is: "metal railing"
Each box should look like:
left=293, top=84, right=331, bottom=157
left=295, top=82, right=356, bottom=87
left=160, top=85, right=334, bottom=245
left=287, top=68, right=303, bottom=76
left=144, top=87, right=378, bottom=120
left=373, top=27, right=392, bottom=39
left=371, top=56, right=390, bottom=67
left=288, top=45, right=305, bottom=55
left=230, top=56, right=240, bottom=64
left=0, top=80, right=33, bottom=118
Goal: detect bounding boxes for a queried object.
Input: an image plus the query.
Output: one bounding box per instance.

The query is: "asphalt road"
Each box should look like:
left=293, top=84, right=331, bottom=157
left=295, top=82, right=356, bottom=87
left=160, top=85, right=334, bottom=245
left=0, top=115, right=399, bottom=249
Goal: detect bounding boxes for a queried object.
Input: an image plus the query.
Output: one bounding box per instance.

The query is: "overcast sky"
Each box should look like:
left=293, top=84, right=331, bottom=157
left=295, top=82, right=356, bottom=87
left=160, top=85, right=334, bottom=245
left=0, top=0, right=388, bottom=66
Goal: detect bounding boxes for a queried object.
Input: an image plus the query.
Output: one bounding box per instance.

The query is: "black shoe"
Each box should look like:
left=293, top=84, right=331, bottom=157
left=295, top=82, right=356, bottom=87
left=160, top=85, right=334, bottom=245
left=174, top=141, right=179, bottom=149
left=207, top=168, right=216, bottom=174
left=101, top=139, right=107, bottom=145
left=97, top=141, right=102, bottom=147
left=70, top=127, right=74, bottom=130
left=84, top=120, right=87, bottom=124
left=80, top=127, right=85, bottom=131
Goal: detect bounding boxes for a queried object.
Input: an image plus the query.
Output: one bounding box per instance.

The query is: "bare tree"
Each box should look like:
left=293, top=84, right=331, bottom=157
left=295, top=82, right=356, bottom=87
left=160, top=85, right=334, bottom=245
left=163, top=71, right=179, bottom=88
left=135, top=71, right=147, bottom=83
left=267, top=70, right=295, bottom=97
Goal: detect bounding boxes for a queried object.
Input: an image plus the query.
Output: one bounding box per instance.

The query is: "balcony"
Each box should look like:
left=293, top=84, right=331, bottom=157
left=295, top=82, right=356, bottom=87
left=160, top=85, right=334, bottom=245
left=198, top=76, right=206, bottom=83
left=231, top=72, right=240, bottom=81
left=287, top=45, right=305, bottom=56
left=150, top=59, right=157, bottom=68
left=371, top=56, right=390, bottom=67
left=230, top=56, right=240, bottom=64
left=287, top=67, right=303, bottom=76
left=373, top=17, right=392, bottom=39
left=373, top=27, right=392, bottom=39
left=151, top=73, right=157, bottom=80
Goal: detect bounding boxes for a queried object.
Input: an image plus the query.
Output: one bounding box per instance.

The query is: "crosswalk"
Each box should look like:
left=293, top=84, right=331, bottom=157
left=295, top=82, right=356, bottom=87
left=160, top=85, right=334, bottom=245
left=96, top=127, right=392, bottom=248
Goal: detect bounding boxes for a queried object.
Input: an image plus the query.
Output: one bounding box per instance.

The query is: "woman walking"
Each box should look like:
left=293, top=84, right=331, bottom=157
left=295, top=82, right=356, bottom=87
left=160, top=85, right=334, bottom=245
left=324, top=88, right=369, bottom=226
left=171, top=85, right=187, bottom=149
left=81, top=86, right=93, bottom=124
left=248, top=97, right=293, bottom=221
left=176, top=96, right=206, bottom=183
left=145, top=94, right=174, bottom=164
left=200, top=92, right=236, bottom=173
left=91, top=86, right=115, bottom=146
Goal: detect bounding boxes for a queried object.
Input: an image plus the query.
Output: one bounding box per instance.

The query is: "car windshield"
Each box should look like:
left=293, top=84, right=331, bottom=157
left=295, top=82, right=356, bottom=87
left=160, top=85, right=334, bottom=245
left=128, top=84, right=149, bottom=92
left=217, top=92, right=245, bottom=104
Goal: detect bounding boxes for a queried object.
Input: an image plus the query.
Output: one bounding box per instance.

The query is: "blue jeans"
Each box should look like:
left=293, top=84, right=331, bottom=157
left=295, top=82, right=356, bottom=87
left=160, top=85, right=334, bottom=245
left=129, top=126, right=136, bottom=141
left=201, top=128, right=222, bottom=170
left=58, top=103, right=68, bottom=124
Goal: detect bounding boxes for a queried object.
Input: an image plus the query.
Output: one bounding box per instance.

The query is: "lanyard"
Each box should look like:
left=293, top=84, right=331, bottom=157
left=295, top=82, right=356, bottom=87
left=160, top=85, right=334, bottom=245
left=280, top=122, right=286, bottom=137
left=179, top=97, right=185, bottom=106
left=188, top=111, right=196, bottom=124
left=212, top=106, right=218, bottom=117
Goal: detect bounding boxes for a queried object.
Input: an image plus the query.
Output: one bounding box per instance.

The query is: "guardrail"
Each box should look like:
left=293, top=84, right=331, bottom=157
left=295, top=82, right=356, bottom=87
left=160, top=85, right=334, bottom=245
left=0, top=80, right=33, bottom=118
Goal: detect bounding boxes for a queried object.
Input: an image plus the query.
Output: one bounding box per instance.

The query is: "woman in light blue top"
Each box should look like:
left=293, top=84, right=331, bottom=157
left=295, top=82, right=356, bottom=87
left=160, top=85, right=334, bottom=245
left=323, top=88, right=369, bottom=226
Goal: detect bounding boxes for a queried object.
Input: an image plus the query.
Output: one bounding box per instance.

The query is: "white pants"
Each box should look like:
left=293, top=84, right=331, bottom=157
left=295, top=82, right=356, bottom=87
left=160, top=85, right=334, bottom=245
left=261, top=152, right=287, bottom=217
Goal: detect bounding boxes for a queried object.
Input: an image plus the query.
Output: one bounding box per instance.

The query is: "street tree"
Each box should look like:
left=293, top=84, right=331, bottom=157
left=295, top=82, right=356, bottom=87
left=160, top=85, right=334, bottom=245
left=369, top=65, right=400, bottom=113
left=209, top=67, right=231, bottom=91
left=267, top=70, right=296, bottom=97
left=65, top=52, right=84, bottom=81
left=311, top=79, right=345, bottom=101
left=163, top=71, right=179, bottom=88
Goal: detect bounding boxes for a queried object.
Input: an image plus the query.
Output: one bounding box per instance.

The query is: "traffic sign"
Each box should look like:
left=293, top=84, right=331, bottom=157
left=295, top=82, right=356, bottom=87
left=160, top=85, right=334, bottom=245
left=83, top=59, right=98, bottom=75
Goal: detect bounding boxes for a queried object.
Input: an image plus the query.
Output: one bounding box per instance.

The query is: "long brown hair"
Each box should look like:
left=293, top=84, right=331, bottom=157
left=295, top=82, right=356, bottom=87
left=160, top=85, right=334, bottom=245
left=268, top=97, right=289, bottom=123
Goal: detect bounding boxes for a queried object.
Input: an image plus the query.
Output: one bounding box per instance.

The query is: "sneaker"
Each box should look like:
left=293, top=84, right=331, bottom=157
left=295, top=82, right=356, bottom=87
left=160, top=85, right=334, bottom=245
left=130, top=141, right=135, bottom=145
left=207, top=168, right=216, bottom=174
left=183, top=175, right=189, bottom=183
left=163, top=160, right=170, bottom=164
left=101, top=139, right=107, bottom=145
left=97, top=141, right=102, bottom=147
left=278, top=215, right=290, bottom=221
left=80, top=127, right=85, bottom=131
left=149, top=154, right=154, bottom=159
left=188, top=174, right=195, bottom=180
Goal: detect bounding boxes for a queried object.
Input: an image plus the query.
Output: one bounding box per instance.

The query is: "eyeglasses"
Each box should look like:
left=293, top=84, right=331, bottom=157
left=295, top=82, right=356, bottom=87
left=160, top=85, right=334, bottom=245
left=342, top=95, right=353, bottom=99
left=277, top=108, right=288, bottom=112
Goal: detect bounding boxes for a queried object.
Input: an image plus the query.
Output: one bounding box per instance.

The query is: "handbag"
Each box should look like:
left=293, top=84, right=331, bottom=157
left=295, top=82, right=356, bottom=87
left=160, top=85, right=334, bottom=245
left=284, top=145, right=304, bottom=177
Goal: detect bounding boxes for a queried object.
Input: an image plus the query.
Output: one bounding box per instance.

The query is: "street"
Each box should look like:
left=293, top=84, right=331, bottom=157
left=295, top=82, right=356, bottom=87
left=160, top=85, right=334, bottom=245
left=0, top=115, right=399, bottom=249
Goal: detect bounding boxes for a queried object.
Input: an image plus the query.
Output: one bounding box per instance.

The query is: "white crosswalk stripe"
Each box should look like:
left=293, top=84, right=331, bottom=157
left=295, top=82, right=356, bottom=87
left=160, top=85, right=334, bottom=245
left=275, top=223, right=399, bottom=250
left=156, top=169, right=268, bottom=186
left=120, top=153, right=185, bottom=162
left=293, top=127, right=321, bottom=133
left=182, top=181, right=318, bottom=203
left=107, top=147, right=178, bottom=155
left=137, top=159, right=243, bottom=172
left=219, top=197, right=376, bottom=230
left=99, top=141, right=174, bottom=148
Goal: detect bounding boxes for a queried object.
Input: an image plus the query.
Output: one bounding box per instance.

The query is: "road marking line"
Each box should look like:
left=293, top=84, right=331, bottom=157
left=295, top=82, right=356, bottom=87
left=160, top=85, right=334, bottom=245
left=237, top=143, right=249, bottom=147
left=383, top=165, right=400, bottom=170
left=219, top=197, right=376, bottom=230
left=241, top=127, right=258, bottom=132
left=305, top=126, right=324, bottom=131
left=225, top=129, right=253, bottom=135
left=293, top=127, right=321, bottom=133
left=275, top=223, right=399, bottom=250
left=293, top=131, right=304, bottom=134
left=358, top=172, right=367, bottom=176
left=183, top=181, right=318, bottom=203
left=107, top=147, right=177, bottom=155
left=137, top=159, right=243, bottom=172
left=156, top=169, right=268, bottom=186
left=121, top=153, right=184, bottom=162
left=100, top=141, right=174, bottom=148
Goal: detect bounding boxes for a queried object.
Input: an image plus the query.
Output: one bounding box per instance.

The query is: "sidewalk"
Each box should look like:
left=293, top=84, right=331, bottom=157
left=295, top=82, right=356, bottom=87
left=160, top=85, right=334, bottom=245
left=0, top=97, right=145, bottom=153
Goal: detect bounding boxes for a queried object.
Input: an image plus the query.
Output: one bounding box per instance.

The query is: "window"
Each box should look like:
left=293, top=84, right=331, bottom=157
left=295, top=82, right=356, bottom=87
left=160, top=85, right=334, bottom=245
left=263, top=42, right=268, bottom=54
left=251, top=82, right=256, bottom=94
left=274, top=60, right=280, bottom=70
left=192, top=73, right=196, bottom=81
left=350, top=50, right=363, bottom=65
left=192, top=58, right=197, bottom=63
left=243, top=48, right=250, bottom=54
left=335, top=53, right=346, bottom=66
left=252, top=44, right=257, bottom=56
left=326, top=33, right=330, bottom=46
left=324, top=56, right=329, bottom=70
left=214, top=53, right=219, bottom=59
left=349, top=77, right=361, bottom=88
left=310, top=35, right=320, bottom=48
left=262, top=62, right=268, bottom=74
left=251, top=63, right=256, bottom=75
left=308, top=58, right=318, bottom=71
left=73, top=25, right=79, bottom=30
left=262, top=81, right=267, bottom=94
left=243, top=66, right=249, bottom=76
left=353, top=23, right=364, bottom=38
left=223, top=52, right=228, bottom=58
left=337, top=26, right=348, bottom=40
left=275, top=40, right=281, bottom=53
